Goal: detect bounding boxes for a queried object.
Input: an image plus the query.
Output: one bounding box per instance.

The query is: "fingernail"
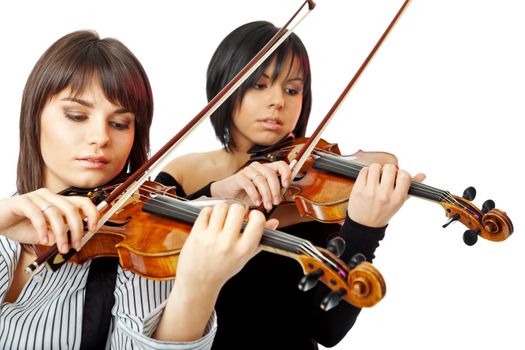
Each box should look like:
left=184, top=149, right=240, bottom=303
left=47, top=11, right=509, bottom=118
left=254, top=199, right=261, bottom=206
left=273, top=196, right=280, bottom=205
left=61, top=244, right=69, bottom=253
left=41, top=236, right=48, bottom=245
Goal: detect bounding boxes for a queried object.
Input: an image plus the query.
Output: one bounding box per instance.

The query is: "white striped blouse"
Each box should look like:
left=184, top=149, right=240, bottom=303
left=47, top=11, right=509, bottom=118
left=0, top=236, right=217, bottom=350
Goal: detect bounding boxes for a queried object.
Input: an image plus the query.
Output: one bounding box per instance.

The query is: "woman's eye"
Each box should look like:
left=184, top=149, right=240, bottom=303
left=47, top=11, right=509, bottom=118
left=109, top=121, right=130, bottom=130
left=65, top=113, right=87, bottom=122
left=252, top=83, right=267, bottom=90
left=285, top=87, right=302, bottom=96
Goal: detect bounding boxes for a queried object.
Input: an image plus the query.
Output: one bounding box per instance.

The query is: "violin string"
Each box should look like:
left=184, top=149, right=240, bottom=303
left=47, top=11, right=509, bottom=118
left=134, top=193, right=342, bottom=271
left=85, top=183, right=352, bottom=281
left=115, top=187, right=333, bottom=267
left=263, top=227, right=343, bottom=272
left=314, top=151, right=474, bottom=214
left=90, top=185, right=333, bottom=272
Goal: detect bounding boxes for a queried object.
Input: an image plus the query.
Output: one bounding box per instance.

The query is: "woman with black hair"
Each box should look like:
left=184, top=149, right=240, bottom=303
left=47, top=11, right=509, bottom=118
left=157, top=21, right=424, bottom=349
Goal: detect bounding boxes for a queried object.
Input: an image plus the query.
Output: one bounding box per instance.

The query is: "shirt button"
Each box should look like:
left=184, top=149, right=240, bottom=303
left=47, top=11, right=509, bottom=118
left=32, top=274, right=43, bottom=283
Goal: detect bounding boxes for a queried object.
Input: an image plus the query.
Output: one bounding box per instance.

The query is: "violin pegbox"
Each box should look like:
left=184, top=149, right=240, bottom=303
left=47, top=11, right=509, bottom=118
left=296, top=249, right=386, bottom=310
left=440, top=186, right=513, bottom=245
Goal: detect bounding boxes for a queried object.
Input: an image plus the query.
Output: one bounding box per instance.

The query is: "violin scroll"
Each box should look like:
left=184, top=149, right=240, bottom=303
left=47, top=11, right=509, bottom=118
left=441, top=193, right=513, bottom=245
left=296, top=248, right=386, bottom=309
left=344, top=259, right=386, bottom=308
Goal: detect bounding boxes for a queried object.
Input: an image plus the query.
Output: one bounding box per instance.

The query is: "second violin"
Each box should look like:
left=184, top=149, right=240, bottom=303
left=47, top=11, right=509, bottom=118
left=249, top=136, right=513, bottom=245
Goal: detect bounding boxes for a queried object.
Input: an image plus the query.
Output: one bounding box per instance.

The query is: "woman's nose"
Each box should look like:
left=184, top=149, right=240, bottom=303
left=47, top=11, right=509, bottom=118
left=87, top=119, right=110, bottom=147
left=268, top=85, right=284, bottom=110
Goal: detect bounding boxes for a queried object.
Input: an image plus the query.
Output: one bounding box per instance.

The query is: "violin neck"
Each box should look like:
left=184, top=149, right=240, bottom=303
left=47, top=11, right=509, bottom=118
left=312, top=152, right=450, bottom=204
left=142, top=195, right=314, bottom=256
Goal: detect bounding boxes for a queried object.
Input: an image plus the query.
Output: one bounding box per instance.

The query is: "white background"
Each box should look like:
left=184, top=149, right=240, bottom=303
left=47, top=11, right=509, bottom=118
left=1, top=1, right=523, bottom=349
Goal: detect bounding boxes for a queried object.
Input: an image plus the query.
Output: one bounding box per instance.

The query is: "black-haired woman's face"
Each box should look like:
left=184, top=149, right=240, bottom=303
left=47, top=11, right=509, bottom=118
left=231, top=55, right=303, bottom=149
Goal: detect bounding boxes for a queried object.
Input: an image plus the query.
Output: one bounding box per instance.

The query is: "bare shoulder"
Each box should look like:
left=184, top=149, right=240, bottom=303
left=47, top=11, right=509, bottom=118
left=162, top=150, right=224, bottom=194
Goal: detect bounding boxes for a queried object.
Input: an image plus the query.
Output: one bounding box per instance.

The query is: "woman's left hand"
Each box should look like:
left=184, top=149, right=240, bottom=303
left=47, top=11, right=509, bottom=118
left=347, top=163, right=426, bottom=227
left=210, top=161, right=291, bottom=211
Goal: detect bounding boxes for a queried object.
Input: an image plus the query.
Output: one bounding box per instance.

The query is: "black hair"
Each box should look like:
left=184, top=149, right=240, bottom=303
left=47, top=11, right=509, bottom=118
left=207, top=21, right=311, bottom=152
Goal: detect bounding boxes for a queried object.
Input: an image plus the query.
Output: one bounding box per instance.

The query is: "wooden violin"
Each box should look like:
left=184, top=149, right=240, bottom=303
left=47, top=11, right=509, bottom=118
left=32, top=180, right=386, bottom=310
left=249, top=136, right=514, bottom=245
left=243, top=0, right=513, bottom=246
left=26, top=0, right=388, bottom=312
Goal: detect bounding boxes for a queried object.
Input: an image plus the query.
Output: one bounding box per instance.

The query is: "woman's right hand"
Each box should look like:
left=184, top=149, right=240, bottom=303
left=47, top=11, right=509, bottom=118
left=210, top=160, right=291, bottom=211
left=0, top=188, right=98, bottom=253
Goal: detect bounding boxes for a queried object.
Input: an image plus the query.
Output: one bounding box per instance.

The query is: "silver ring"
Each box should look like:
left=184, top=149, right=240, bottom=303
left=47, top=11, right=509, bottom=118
left=250, top=174, right=263, bottom=182
left=41, top=204, right=54, bottom=213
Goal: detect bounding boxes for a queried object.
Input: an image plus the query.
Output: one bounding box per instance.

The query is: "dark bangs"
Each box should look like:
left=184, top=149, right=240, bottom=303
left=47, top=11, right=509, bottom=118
left=17, top=31, right=153, bottom=193
left=208, top=21, right=312, bottom=152
left=69, top=37, right=154, bottom=175
left=62, top=39, right=152, bottom=127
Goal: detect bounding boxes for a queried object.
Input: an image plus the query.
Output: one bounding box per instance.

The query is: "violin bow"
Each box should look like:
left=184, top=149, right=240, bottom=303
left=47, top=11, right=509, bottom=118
left=26, top=0, right=317, bottom=273
left=284, top=0, right=513, bottom=245
left=288, top=0, right=412, bottom=181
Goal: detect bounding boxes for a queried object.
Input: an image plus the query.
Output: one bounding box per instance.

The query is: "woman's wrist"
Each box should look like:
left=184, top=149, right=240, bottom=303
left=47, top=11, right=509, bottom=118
left=155, top=277, right=219, bottom=342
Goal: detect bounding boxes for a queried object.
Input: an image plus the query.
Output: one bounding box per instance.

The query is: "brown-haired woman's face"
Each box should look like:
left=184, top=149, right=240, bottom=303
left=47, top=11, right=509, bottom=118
left=39, top=79, right=135, bottom=192
left=231, top=54, right=304, bottom=149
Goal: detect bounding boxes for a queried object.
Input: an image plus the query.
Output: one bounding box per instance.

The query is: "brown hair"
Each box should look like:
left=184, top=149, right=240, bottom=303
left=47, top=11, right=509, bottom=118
left=17, top=30, right=153, bottom=194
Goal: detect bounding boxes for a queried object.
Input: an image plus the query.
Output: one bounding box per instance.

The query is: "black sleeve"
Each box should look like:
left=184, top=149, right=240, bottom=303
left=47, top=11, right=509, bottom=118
left=186, top=182, right=213, bottom=200
left=154, top=171, right=187, bottom=198
left=284, top=217, right=386, bottom=347
left=312, top=217, right=385, bottom=346
left=340, top=216, right=386, bottom=263
left=154, top=171, right=214, bottom=201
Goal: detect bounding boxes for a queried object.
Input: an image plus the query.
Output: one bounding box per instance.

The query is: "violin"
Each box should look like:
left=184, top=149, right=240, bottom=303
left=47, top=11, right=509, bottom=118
left=26, top=0, right=385, bottom=312
left=32, top=180, right=386, bottom=310
left=249, top=136, right=514, bottom=246
left=241, top=0, right=513, bottom=246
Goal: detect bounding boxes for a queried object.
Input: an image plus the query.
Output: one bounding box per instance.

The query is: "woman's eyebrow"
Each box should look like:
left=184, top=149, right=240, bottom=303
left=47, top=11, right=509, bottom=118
left=61, top=97, right=129, bottom=114
left=61, top=97, right=93, bottom=107
left=261, top=72, right=303, bottom=83
left=287, top=77, right=303, bottom=83
left=113, top=107, right=129, bottom=114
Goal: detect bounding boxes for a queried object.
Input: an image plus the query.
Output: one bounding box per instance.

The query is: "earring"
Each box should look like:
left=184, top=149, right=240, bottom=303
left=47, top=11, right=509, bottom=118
left=223, top=127, right=231, bottom=144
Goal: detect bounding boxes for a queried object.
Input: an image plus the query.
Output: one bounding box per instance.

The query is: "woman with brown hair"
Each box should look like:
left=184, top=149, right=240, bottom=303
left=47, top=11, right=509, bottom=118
left=0, top=30, right=269, bottom=349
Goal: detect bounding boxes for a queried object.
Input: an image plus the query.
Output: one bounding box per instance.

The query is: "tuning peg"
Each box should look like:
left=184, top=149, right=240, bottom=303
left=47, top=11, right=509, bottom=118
left=482, top=199, right=495, bottom=213
left=442, top=213, right=460, bottom=228
left=462, top=186, right=476, bottom=201
left=298, top=269, right=324, bottom=292
left=321, top=288, right=347, bottom=311
left=463, top=228, right=481, bottom=246
left=327, top=236, right=346, bottom=258
left=348, top=253, right=366, bottom=269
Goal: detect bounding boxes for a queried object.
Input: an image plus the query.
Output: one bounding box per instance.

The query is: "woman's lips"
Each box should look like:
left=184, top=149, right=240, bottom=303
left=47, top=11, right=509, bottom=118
left=77, top=156, right=109, bottom=169
left=258, top=118, right=284, bottom=131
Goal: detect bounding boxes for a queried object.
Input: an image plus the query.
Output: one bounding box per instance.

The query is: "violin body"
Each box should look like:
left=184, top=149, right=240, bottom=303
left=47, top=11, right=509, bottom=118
left=32, top=180, right=387, bottom=309
left=249, top=137, right=514, bottom=244
left=34, top=181, right=190, bottom=280
left=251, top=137, right=397, bottom=223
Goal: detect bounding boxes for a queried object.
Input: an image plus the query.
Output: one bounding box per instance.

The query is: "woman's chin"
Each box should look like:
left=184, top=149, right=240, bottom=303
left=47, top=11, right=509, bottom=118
left=252, top=134, right=288, bottom=147
left=68, top=174, right=114, bottom=190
